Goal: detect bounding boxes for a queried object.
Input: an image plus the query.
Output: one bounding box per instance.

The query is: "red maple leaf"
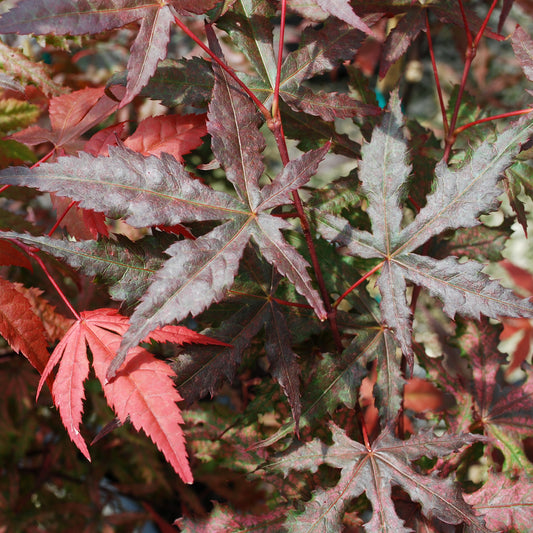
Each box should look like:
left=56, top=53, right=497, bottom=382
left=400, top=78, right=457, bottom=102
left=36, top=308, right=230, bottom=483
left=499, top=260, right=533, bottom=374
left=124, top=113, right=207, bottom=161
left=10, top=86, right=122, bottom=152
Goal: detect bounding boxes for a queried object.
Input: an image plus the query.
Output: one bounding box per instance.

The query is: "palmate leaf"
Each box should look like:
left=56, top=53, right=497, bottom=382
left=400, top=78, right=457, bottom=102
left=174, top=300, right=269, bottom=404
left=458, top=320, right=533, bottom=475
left=317, top=94, right=533, bottom=364
left=35, top=308, right=228, bottom=483
left=0, top=54, right=328, bottom=378
left=10, top=86, right=121, bottom=151
left=464, top=472, right=533, bottom=531
left=0, top=0, right=218, bottom=106
left=271, top=423, right=487, bottom=532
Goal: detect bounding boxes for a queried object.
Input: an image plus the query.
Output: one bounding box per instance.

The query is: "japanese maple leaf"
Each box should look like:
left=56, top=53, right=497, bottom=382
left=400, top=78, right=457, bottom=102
left=271, top=423, right=487, bottom=532
left=0, top=33, right=329, bottom=379
left=123, top=113, right=207, bottom=162
left=317, top=93, right=533, bottom=365
left=464, top=472, right=533, bottom=531
left=222, top=13, right=380, bottom=121
left=177, top=503, right=286, bottom=532
left=459, top=320, right=533, bottom=475
left=499, top=260, right=533, bottom=373
left=0, top=0, right=218, bottom=106
left=35, top=308, right=229, bottom=483
left=10, top=86, right=121, bottom=152
left=0, top=277, right=50, bottom=379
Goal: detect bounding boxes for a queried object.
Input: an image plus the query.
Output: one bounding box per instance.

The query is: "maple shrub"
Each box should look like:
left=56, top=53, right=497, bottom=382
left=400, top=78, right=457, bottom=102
left=1, top=0, right=533, bottom=531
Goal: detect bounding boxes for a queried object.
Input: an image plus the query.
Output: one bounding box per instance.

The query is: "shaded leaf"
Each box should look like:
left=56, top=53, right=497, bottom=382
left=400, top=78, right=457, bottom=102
left=379, top=9, right=426, bottom=78
left=265, top=301, right=301, bottom=429
left=113, top=57, right=214, bottom=109
left=0, top=231, right=171, bottom=306
left=124, top=113, right=207, bottom=161
left=272, top=424, right=487, bottom=532
left=177, top=502, right=286, bottom=533
left=314, top=0, right=372, bottom=35
left=174, top=300, right=268, bottom=404
left=217, top=0, right=277, bottom=87
left=257, top=332, right=368, bottom=448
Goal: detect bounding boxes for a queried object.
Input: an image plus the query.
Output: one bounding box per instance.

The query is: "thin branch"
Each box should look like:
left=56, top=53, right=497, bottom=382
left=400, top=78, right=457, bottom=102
left=272, top=0, right=287, bottom=120
left=444, top=0, right=500, bottom=161
left=457, top=0, right=472, bottom=47
left=10, top=240, right=80, bottom=320
left=172, top=14, right=271, bottom=120
left=48, top=199, right=76, bottom=237
left=453, top=108, right=533, bottom=136
left=425, top=12, right=448, bottom=135
left=333, top=261, right=385, bottom=309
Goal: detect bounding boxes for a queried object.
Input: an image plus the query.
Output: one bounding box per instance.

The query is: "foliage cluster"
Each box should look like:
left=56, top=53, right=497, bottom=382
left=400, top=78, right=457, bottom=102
left=0, top=0, right=533, bottom=531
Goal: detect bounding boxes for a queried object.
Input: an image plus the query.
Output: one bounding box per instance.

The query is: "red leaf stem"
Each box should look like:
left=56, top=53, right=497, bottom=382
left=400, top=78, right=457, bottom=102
left=333, top=261, right=385, bottom=309
left=453, top=108, right=533, bottom=136
left=48, top=199, right=76, bottom=237
left=425, top=12, right=448, bottom=135
left=272, top=0, right=287, bottom=120
left=457, top=0, right=472, bottom=48
left=172, top=16, right=270, bottom=120
left=473, top=0, right=499, bottom=49
left=13, top=240, right=80, bottom=320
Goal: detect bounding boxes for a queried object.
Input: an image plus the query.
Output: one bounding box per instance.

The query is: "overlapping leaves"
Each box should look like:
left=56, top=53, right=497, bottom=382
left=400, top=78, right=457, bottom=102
left=0, top=50, right=328, bottom=379
left=317, top=94, right=533, bottom=365
left=0, top=0, right=218, bottom=106
left=35, top=308, right=229, bottom=483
